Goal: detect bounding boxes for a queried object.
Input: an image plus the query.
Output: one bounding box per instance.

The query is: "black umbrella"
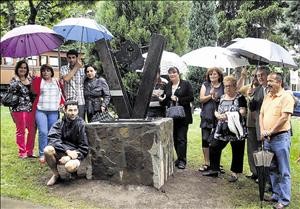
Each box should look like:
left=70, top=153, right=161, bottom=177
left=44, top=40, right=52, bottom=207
left=253, top=141, right=274, bottom=208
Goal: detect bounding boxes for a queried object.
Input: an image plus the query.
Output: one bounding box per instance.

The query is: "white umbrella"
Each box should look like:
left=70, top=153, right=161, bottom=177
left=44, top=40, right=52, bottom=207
left=227, top=37, right=297, bottom=68
left=142, top=50, right=188, bottom=75
left=181, top=46, right=249, bottom=69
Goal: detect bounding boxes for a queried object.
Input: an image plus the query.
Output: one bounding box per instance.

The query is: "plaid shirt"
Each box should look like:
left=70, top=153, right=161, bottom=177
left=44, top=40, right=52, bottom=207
left=60, top=65, right=85, bottom=105
left=37, top=79, right=61, bottom=111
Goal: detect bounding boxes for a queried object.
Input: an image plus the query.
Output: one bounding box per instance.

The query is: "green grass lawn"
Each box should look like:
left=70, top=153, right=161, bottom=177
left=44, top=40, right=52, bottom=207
left=1, top=106, right=300, bottom=208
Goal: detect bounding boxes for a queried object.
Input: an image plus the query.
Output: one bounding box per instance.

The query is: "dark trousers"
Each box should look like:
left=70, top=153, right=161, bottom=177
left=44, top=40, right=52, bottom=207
left=78, top=105, right=85, bottom=120
left=210, top=139, right=245, bottom=173
left=173, top=120, right=189, bottom=164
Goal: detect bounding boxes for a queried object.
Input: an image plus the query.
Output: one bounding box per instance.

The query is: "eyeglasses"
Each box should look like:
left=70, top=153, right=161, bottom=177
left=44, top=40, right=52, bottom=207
left=224, top=84, right=234, bottom=88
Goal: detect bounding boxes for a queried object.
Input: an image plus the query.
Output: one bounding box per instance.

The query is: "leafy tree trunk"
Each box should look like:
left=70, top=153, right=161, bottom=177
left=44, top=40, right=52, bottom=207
left=28, top=0, right=38, bottom=24
left=6, top=1, right=16, bottom=29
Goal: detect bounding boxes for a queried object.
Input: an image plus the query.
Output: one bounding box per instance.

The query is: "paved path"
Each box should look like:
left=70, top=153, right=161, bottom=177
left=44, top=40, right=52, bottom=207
left=1, top=197, right=53, bottom=209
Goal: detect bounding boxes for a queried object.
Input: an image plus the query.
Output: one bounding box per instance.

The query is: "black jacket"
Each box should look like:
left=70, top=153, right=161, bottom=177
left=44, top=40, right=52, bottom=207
left=249, top=85, right=265, bottom=112
left=48, top=116, right=89, bottom=160
left=84, top=77, right=111, bottom=115
left=161, top=79, right=194, bottom=124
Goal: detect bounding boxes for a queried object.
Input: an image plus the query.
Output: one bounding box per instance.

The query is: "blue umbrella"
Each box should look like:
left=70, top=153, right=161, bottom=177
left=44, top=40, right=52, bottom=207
left=53, top=17, right=113, bottom=43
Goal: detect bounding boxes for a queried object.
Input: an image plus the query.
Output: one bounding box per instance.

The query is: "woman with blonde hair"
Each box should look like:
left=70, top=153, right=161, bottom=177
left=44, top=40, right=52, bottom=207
left=203, top=75, right=247, bottom=182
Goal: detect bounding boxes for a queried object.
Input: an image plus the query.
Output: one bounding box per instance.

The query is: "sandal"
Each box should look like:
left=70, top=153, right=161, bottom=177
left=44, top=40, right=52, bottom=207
left=198, top=164, right=209, bottom=172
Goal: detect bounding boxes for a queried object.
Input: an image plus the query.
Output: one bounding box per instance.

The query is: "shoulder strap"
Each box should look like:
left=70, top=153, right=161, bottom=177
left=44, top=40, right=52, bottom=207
left=54, top=78, right=66, bottom=103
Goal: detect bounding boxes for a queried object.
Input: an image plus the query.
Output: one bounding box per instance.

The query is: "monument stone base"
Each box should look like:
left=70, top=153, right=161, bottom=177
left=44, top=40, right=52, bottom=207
left=85, top=118, right=174, bottom=189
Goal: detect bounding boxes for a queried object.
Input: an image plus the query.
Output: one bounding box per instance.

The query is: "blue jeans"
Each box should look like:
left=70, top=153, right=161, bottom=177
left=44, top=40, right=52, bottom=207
left=36, top=110, right=59, bottom=157
left=264, top=132, right=291, bottom=206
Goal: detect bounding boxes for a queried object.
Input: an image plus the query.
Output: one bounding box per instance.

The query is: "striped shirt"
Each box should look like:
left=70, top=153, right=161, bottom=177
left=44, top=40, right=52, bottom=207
left=60, top=65, right=85, bottom=105
left=37, top=79, right=61, bottom=111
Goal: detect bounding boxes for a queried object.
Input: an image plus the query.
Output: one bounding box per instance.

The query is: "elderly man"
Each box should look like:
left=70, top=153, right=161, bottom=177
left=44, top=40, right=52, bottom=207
left=44, top=100, right=89, bottom=186
left=259, top=73, right=294, bottom=209
left=238, top=69, right=260, bottom=180
left=245, top=66, right=270, bottom=179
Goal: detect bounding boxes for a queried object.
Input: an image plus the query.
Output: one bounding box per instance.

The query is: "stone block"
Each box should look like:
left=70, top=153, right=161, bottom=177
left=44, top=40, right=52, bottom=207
left=85, top=118, right=174, bottom=189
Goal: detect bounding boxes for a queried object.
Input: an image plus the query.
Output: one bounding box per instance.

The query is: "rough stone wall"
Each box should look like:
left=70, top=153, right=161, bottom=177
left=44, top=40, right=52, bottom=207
left=85, top=118, right=174, bottom=189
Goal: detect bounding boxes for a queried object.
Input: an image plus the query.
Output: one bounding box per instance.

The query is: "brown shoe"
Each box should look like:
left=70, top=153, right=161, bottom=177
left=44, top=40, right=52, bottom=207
left=46, top=175, right=59, bottom=186
left=273, top=202, right=287, bottom=209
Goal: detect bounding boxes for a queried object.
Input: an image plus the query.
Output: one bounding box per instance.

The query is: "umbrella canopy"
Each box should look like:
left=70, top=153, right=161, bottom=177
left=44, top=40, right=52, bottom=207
left=253, top=143, right=274, bottom=207
left=0, top=24, right=64, bottom=58
left=181, top=46, right=249, bottom=69
left=142, top=51, right=188, bottom=75
left=227, top=37, right=297, bottom=68
left=53, top=17, right=113, bottom=43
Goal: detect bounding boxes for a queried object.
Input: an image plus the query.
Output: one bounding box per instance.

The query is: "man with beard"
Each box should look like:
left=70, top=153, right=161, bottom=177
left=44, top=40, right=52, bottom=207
left=44, top=100, right=89, bottom=186
left=259, top=73, right=294, bottom=209
left=60, top=49, right=85, bottom=119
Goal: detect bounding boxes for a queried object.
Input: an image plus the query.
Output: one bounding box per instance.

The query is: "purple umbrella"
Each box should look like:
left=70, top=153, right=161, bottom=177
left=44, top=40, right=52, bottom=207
left=0, top=24, right=64, bottom=58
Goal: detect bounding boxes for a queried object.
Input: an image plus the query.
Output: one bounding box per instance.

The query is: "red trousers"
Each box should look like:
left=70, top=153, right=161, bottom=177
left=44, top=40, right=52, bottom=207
left=12, top=111, right=36, bottom=157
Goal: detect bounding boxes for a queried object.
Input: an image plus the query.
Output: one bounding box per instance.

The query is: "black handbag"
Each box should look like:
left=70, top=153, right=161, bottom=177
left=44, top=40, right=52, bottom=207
left=1, top=91, right=19, bottom=107
left=91, top=111, right=114, bottom=122
left=166, top=102, right=186, bottom=119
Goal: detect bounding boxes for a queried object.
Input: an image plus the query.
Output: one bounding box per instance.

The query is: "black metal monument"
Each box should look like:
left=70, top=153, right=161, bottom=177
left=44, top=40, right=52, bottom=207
left=94, top=34, right=166, bottom=118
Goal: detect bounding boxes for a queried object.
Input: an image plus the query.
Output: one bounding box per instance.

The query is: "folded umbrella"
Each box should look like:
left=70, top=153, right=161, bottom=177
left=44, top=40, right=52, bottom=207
left=253, top=142, right=274, bottom=208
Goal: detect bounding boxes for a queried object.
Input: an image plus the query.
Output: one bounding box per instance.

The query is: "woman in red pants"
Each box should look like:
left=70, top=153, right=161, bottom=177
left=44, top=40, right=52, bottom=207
left=9, top=60, right=36, bottom=158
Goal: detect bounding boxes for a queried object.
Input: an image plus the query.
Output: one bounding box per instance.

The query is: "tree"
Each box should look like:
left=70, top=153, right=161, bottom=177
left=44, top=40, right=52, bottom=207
left=95, top=1, right=190, bottom=54
left=186, top=1, right=219, bottom=108
left=278, top=1, right=300, bottom=50
left=0, top=0, right=96, bottom=33
left=0, top=1, right=97, bottom=56
left=216, top=0, right=286, bottom=46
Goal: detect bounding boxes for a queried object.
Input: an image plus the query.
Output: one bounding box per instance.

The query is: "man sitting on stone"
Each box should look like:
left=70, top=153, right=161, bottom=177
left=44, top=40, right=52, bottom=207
left=44, top=100, right=89, bottom=186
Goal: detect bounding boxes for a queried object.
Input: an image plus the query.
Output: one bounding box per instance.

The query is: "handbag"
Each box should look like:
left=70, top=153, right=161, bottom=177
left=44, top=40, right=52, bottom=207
left=91, top=111, right=114, bottom=122
left=1, top=91, right=19, bottom=107
left=166, top=102, right=186, bottom=119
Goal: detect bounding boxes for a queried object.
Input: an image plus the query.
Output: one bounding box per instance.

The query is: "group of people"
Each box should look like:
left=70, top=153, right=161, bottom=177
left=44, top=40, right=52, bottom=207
left=6, top=50, right=296, bottom=208
left=7, top=49, right=110, bottom=185
left=198, top=66, right=295, bottom=209
left=150, top=65, right=296, bottom=209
